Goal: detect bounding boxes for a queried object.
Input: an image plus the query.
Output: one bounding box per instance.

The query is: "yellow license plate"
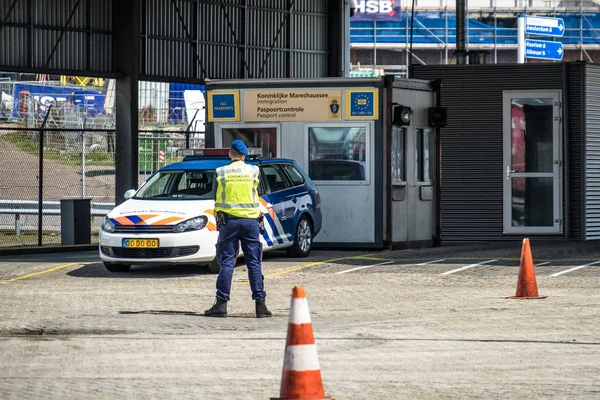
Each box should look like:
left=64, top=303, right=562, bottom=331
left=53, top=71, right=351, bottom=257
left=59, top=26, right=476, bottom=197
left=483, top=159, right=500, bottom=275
left=122, top=239, right=159, bottom=248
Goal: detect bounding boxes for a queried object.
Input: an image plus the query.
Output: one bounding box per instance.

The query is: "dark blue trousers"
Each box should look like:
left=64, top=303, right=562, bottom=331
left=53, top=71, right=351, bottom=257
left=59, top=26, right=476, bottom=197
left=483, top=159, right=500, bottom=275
left=215, top=217, right=266, bottom=301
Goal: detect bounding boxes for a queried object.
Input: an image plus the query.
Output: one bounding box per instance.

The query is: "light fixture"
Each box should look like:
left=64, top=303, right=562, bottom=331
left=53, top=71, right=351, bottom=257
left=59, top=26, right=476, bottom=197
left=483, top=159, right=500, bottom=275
left=392, top=104, right=412, bottom=126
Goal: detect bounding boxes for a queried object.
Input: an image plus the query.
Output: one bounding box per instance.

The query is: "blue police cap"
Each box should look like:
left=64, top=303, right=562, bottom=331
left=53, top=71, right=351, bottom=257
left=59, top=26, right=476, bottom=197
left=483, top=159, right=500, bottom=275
left=230, top=139, right=249, bottom=156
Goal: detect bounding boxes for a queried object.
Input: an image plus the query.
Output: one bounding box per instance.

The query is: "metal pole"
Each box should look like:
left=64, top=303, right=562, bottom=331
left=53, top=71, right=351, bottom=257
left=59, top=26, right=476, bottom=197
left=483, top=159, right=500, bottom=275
left=580, top=0, right=583, bottom=61
left=456, top=0, right=467, bottom=64
left=82, top=133, right=86, bottom=198
left=82, top=112, right=87, bottom=198
left=38, top=104, right=52, bottom=247
left=408, top=0, right=415, bottom=74
left=444, top=5, right=448, bottom=64
left=494, top=7, right=498, bottom=63
left=518, top=14, right=525, bottom=63
left=185, top=109, right=199, bottom=149
left=405, top=6, right=409, bottom=73
left=374, top=20, right=377, bottom=67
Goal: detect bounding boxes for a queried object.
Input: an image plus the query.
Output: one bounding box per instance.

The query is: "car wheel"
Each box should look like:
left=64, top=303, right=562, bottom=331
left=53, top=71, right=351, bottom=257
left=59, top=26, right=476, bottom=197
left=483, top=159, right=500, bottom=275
left=207, top=258, right=221, bottom=274
left=287, top=215, right=313, bottom=258
left=103, top=262, right=131, bottom=272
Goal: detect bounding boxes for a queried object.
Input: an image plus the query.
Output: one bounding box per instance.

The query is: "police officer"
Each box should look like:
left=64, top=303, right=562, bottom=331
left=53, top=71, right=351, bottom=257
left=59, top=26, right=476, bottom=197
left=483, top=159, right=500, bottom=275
left=204, top=140, right=272, bottom=318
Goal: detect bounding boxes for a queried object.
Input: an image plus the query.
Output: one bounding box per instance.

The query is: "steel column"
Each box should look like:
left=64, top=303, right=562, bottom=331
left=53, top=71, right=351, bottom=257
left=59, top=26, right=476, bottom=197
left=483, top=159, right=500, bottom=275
left=113, top=0, right=140, bottom=205
left=328, top=0, right=344, bottom=77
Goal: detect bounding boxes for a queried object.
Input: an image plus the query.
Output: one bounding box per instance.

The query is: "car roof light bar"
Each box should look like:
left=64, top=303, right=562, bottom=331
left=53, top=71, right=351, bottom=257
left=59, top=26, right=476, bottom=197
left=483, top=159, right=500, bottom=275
left=180, top=147, right=262, bottom=158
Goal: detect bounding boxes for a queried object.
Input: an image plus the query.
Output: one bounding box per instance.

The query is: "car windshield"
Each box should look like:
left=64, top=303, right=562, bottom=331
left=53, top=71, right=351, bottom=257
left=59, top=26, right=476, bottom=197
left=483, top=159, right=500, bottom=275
left=134, top=169, right=216, bottom=200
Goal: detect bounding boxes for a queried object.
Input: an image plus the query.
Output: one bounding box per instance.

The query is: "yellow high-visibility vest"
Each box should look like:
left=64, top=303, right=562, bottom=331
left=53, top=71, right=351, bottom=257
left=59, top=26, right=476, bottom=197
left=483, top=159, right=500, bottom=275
left=214, top=160, right=261, bottom=219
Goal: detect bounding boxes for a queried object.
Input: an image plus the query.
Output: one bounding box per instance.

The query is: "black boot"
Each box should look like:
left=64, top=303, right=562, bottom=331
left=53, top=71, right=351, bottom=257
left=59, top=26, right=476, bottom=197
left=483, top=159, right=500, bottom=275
left=255, top=298, right=272, bottom=318
left=204, top=297, right=227, bottom=317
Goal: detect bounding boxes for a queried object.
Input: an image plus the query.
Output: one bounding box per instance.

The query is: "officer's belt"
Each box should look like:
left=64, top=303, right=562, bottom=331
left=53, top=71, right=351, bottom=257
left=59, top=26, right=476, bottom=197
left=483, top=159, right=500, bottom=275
left=221, top=212, right=260, bottom=221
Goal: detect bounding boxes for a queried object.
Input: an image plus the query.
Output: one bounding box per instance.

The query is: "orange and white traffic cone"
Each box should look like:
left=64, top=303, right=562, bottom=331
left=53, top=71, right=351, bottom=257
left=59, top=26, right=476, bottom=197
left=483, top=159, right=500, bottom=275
left=272, top=286, right=334, bottom=400
left=507, top=238, right=547, bottom=300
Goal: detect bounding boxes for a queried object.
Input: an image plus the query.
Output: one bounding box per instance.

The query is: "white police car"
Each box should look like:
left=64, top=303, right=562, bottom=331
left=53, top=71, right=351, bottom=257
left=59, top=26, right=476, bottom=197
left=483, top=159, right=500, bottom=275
left=99, top=148, right=322, bottom=273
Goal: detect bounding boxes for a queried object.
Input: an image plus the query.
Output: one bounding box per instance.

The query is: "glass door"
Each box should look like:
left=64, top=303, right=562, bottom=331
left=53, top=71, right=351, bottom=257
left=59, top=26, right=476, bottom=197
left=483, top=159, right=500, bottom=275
left=502, top=91, right=562, bottom=234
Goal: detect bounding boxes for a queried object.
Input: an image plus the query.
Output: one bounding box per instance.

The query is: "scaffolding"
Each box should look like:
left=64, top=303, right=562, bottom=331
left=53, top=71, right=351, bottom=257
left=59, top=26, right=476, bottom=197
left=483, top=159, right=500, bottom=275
left=350, top=0, right=600, bottom=75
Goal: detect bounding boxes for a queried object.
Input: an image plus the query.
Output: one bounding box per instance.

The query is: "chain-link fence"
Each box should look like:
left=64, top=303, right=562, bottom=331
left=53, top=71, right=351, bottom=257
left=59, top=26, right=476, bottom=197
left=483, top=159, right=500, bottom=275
left=0, top=78, right=206, bottom=248
left=0, top=127, right=113, bottom=247
left=0, top=128, right=204, bottom=248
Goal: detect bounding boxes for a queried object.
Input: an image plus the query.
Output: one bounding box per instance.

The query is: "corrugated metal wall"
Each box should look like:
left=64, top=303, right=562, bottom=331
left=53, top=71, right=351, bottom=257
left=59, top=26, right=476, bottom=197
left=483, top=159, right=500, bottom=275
left=567, top=63, right=584, bottom=240
left=1, top=0, right=333, bottom=80
left=141, top=0, right=331, bottom=80
left=411, top=63, right=584, bottom=242
left=585, top=64, right=600, bottom=240
left=0, top=0, right=112, bottom=73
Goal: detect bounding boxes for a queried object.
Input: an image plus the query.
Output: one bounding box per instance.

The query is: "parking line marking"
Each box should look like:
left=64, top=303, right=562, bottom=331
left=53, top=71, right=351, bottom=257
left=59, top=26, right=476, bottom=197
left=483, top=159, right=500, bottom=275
left=353, top=256, right=395, bottom=261
left=0, top=263, right=79, bottom=284
left=237, top=256, right=362, bottom=284
left=550, top=261, right=600, bottom=277
left=236, top=252, right=600, bottom=284
left=335, top=261, right=395, bottom=275
left=416, top=259, right=446, bottom=265
left=440, top=260, right=498, bottom=276
left=535, top=262, right=551, bottom=267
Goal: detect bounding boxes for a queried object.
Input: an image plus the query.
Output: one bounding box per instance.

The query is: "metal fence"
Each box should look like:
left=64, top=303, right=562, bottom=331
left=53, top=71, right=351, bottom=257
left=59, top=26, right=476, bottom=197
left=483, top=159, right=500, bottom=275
left=0, top=77, right=207, bottom=248
left=0, top=127, right=204, bottom=248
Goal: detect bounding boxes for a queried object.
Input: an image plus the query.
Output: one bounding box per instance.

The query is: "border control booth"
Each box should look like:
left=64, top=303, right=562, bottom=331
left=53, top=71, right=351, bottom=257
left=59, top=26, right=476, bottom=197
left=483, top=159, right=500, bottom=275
left=204, top=77, right=439, bottom=249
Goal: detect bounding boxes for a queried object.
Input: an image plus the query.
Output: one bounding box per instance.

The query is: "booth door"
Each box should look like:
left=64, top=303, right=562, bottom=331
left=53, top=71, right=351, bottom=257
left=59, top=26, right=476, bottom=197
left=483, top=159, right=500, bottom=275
left=390, top=125, right=435, bottom=244
left=502, top=90, right=562, bottom=235
left=305, top=123, right=375, bottom=245
left=217, top=125, right=280, bottom=157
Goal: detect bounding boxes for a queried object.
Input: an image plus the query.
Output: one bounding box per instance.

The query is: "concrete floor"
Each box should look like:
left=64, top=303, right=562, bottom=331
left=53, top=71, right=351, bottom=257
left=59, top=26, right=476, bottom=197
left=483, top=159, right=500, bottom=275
left=0, top=241, right=599, bottom=399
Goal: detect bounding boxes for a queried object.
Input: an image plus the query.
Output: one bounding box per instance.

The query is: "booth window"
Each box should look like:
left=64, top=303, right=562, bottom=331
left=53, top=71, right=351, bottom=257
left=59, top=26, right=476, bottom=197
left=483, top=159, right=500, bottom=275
left=308, top=127, right=367, bottom=181
left=416, top=128, right=431, bottom=182
left=391, top=126, right=406, bottom=183
left=221, top=127, right=278, bottom=157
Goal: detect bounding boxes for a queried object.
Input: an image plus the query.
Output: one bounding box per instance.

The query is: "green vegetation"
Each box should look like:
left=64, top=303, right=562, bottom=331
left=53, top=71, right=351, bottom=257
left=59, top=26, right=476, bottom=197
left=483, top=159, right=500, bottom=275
left=3, top=132, right=114, bottom=167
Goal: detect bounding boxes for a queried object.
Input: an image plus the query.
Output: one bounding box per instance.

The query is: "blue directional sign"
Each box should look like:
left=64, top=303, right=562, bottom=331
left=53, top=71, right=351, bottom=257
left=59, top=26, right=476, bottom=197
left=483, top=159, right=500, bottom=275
left=526, top=16, right=565, bottom=37
left=525, top=39, right=564, bottom=61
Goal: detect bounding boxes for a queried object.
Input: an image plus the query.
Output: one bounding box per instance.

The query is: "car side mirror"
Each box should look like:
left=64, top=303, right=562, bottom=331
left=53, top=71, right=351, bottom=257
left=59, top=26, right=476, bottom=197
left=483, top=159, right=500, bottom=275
left=124, top=189, right=136, bottom=199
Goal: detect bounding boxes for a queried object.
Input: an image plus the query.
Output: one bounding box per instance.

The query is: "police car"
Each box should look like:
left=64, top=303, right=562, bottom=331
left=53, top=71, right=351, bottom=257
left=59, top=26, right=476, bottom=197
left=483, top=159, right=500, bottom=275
left=98, top=148, right=322, bottom=273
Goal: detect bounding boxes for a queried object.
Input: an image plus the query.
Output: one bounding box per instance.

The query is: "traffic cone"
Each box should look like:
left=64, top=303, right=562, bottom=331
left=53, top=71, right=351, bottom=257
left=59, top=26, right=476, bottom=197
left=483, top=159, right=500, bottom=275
left=272, top=286, right=334, bottom=400
left=507, top=238, right=547, bottom=300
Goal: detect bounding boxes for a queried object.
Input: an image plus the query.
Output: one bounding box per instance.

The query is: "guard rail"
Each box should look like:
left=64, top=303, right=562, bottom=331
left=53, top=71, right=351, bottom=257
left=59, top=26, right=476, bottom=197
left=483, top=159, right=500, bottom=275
left=0, top=200, right=114, bottom=235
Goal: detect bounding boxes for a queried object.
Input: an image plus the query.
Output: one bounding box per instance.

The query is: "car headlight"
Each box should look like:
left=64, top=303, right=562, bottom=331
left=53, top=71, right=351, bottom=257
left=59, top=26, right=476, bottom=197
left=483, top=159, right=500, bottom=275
left=173, top=216, right=208, bottom=233
left=102, top=216, right=115, bottom=233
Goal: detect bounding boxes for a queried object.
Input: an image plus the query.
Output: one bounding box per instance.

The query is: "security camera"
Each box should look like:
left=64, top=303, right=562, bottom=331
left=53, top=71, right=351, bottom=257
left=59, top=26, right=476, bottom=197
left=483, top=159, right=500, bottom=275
left=349, top=0, right=357, bottom=17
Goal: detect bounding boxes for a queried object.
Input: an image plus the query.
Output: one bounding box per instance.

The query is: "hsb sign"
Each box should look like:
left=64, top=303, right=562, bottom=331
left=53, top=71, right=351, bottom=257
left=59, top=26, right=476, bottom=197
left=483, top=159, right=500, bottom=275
left=352, top=0, right=401, bottom=21
left=357, top=0, right=393, bottom=13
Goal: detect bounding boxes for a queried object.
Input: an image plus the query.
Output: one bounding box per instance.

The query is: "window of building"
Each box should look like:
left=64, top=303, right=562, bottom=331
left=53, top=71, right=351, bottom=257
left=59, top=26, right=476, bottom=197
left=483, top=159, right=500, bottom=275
left=260, top=164, right=290, bottom=193
left=391, top=126, right=406, bottom=183
left=416, top=128, right=431, bottom=182
left=221, top=127, right=278, bottom=157
left=308, top=126, right=367, bottom=182
left=282, top=164, right=305, bottom=187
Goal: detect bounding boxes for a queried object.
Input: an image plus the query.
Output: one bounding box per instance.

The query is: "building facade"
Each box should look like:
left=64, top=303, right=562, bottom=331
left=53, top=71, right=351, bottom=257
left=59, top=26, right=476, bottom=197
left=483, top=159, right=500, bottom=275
left=350, top=0, right=600, bottom=76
